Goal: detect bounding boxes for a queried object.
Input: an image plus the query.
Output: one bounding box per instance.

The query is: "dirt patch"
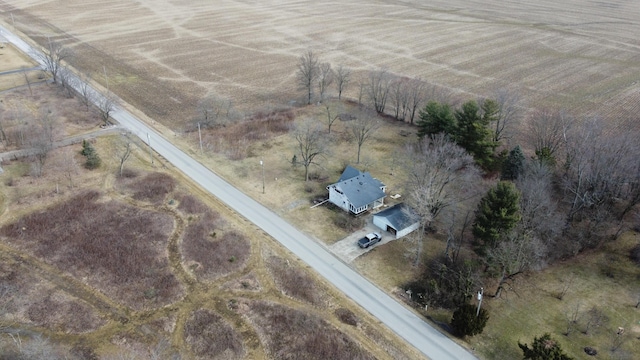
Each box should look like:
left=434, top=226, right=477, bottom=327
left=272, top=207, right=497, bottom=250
left=181, top=210, right=250, bottom=281
left=245, top=300, right=374, bottom=360
left=1, top=190, right=181, bottom=309
left=183, top=309, right=245, bottom=360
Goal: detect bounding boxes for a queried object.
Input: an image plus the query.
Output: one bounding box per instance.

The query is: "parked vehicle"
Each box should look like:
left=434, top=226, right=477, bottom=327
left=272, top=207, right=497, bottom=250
left=358, top=232, right=382, bottom=248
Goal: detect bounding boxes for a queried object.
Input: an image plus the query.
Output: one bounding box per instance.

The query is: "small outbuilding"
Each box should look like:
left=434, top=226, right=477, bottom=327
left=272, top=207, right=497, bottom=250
left=373, top=203, right=420, bottom=239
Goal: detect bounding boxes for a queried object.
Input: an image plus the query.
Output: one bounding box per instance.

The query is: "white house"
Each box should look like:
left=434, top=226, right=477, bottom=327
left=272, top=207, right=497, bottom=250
left=373, top=203, right=420, bottom=239
left=327, top=166, right=386, bottom=215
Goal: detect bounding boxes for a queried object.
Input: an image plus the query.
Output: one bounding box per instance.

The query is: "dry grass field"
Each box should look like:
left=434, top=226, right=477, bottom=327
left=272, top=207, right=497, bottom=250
left=1, top=0, right=638, bottom=129
left=0, top=84, right=423, bottom=359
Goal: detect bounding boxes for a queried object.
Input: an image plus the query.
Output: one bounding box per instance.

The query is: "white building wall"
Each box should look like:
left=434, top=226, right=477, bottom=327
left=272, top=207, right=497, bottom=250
left=328, top=186, right=350, bottom=212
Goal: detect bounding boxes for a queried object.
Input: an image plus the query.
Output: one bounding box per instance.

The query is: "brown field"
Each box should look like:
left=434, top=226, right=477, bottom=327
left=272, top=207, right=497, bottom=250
left=1, top=0, right=638, bottom=129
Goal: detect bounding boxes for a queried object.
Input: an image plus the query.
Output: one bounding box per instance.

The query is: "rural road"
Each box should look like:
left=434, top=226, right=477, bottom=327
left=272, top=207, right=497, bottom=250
left=1, top=25, right=478, bottom=360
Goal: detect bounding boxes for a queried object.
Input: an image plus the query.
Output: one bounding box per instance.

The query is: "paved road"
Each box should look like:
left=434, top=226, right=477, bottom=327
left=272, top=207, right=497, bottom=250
left=0, top=24, right=477, bottom=360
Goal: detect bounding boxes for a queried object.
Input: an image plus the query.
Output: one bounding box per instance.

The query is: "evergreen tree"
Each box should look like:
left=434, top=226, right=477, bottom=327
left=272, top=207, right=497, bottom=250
left=502, top=145, right=526, bottom=180
left=518, top=334, right=574, bottom=360
left=81, top=140, right=101, bottom=169
left=535, top=147, right=556, bottom=167
left=472, top=181, right=521, bottom=249
left=454, top=100, right=495, bottom=168
left=450, top=303, right=489, bottom=337
left=416, top=101, right=456, bottom=139
left=80, top=140, right=94, bottom=156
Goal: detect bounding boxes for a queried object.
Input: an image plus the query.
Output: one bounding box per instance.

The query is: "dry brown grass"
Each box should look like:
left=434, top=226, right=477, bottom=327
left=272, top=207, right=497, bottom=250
left=26, top=290, right=103, bottom=333
left=119, top=171, right=176, bottom=204
left=176, top=192, right=209, bottom=214
left=1, top=190, right=181, bottom=309
left=0, top=255, right=105, bottom=333
left=246, top=300, right=374, bottom=360
left=183, top=309, right=245, bottom=360
left=200, top=108, right=295, bottom=160
left=266, top=255, right=321, bottom=305
left=181, top=210, right=250, bottom=280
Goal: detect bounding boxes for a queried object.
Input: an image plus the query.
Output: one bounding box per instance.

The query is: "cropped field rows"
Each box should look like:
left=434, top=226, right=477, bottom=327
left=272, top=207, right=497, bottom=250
left=2, top=0, right=638, bottom=126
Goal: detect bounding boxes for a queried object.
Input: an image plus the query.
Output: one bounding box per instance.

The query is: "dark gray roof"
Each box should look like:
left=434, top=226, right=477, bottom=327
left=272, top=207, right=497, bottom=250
left=374, top=203, right=418, bottom=230
left=338, top=165, right=362, bottom=182
left=331, top=172, right=385, bottom=208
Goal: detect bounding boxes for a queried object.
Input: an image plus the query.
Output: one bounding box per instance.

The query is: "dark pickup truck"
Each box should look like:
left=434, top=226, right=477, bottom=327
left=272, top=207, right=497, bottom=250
left=358, top=232, right=382, bottom=248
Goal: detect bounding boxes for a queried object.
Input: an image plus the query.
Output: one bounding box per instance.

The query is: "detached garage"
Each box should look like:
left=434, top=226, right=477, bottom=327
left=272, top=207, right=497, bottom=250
left=373, top=203, right=419, bottom=239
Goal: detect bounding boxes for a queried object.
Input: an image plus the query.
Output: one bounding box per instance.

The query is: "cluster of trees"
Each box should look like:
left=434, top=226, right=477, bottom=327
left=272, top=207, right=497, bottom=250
left=296, top=50, right=351, bottom=105
left=35, top=39, right=118, bottom=126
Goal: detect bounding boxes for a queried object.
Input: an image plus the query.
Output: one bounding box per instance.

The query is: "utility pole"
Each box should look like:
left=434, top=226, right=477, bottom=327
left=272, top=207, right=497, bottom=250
left=260, top=160, right=265, bottom=194
left=198, top=122, right=203, bottom=154
left=11, top=13, right=15, bottom=29
left=476, top=287, right=484, bottom=317
left=147, top=133, right=153, bottom=165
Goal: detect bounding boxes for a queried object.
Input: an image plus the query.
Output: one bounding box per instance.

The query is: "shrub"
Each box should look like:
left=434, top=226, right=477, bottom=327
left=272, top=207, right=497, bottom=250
left=128, top=172, right=176, bottom=203
left=248, top=301, right=373, bottom=360
left=1, top=191, right=180, bottom=308
left=181, top=211, right=250, bottom=280
left=450, top=303, right=488, bottom=337
left=334, top=308, right=358, bottom=326
left=267, top=256, right=318, bottom=305
left=184, top=309, right=244, bottom=359
left=518, top=333, right=573, bottom=360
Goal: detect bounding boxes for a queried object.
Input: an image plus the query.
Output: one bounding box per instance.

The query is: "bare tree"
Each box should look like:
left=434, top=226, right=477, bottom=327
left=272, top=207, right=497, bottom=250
left=563, top=118, right=640, bottom=224
left=297, top=50, right=319, bottom=105
left=516, top=161, right=563, bottom=255
left=34, top=38, right=71, bottom=84
left=334, top=64, right=351, bottom=100
left=348, top=112, right=381, bottom=164
left=491, top=88, right=523, bottom=144
left=443, top=208, right=473, bottom=264
left=197, top=94, right=234, bottom=128
left=293, top=119, right=327, bottom=181
left=563, top=302, right=582, bottom=336
left=30, top=108, right=56, bottom=177
left=96, top=92, right=117, bottom=125
left=367, top=69, right=391, bottom=113
left=21, top=66, right=33, bottom=96
left=324, top=101, right=341, bottom=134
left=55, top=147, right=79, bottom=188
left=582, top=306, right=608, bottom=335
left=116, top=134, right=133, bottom=177
left=76, top=72, right=94, bottom=111
left=487, top=230, right=546, bottom=298
left=406, top=78, right=425, bottom=124
left=317, top=62, right=333, bottom=102
left=526, top=108, right=573, bottom=164
left=58, top=66, right=75, bottom=98
left=403, top=134, right=481, bottom=265
left=389, top=76, right=410, bottom=121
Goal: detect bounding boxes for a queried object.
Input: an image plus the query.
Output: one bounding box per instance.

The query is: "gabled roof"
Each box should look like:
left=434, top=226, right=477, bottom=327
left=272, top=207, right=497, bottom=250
left=338, top=165, right=362, bottom=182
left=374, top=203, right=418, bottom=230
left=330, top=172, right=385, bottom=208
